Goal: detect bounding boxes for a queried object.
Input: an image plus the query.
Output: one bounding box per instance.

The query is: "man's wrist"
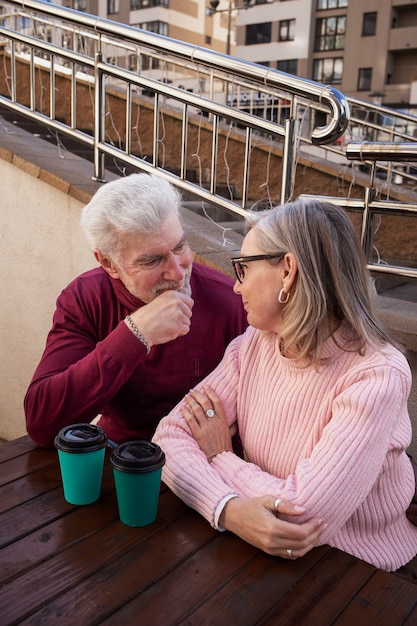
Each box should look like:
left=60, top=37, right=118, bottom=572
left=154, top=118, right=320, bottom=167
left=124, top=315, right=151, bottom=355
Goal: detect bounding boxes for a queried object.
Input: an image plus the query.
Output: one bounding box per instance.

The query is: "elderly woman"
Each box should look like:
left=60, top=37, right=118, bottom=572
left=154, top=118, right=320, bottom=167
left=153, top=199, right=417, bottom=574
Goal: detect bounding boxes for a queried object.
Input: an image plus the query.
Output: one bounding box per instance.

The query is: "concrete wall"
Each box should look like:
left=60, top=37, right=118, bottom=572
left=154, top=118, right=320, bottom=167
left=0, top=120, right=244, bottom=442
left=0, top=159, right=94, bottom=440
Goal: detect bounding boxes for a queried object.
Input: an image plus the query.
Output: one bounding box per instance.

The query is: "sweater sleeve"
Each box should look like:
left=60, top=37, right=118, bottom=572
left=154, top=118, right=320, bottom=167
left=210, top=360, right=412, bottom=539
left=153, top=336, right=245, bottom=528
left=24, top=283, right=147, bottom=448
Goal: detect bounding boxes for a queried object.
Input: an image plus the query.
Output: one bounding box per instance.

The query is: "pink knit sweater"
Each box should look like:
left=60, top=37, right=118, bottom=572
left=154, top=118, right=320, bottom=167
left=154, top=322, right=417, bottom=571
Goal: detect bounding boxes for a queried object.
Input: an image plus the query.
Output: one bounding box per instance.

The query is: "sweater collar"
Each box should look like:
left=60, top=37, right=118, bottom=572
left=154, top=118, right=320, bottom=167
left=275, top=320, right=358, bottom=368
left=109, top=274, right=146, bottom=310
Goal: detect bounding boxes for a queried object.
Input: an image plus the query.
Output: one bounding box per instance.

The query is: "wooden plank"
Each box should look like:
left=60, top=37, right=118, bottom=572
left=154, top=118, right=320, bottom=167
left=0, top=490, right=118, bottom=585
left=0, top=436, right=38, bottom=463
left=0, top=486, right=74, bottom=548
left=0, top=460, right=115, bottom=547
left=404, top=604, right=417, bottom=624
left=98, top=531, right=260, bottom=626
left=333, top=569, right=417, bottom=626
left=0, top=463, right=62, bottom=513
left=181, top=545, right=330, bottom=626
left=0, top=446, right=119, bottom=512
left=257, top=548, right=375, bottom=626
left=11, top=500, right=214, bottom=625
left=0, top=447, right=56, bottom=487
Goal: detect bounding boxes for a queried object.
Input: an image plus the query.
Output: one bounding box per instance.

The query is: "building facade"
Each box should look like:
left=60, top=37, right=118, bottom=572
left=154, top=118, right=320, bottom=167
left=235, top=0, right=417, bottom=111
left=60, top=0, right=417, bottom=111
left=61, top=0, right=228, bottom=50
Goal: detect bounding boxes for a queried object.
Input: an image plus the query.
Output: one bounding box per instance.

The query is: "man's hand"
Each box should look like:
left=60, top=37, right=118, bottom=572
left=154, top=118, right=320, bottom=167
left=129, top=290, right=194, bottom=347
left=219, top=496, right=325, bottom=558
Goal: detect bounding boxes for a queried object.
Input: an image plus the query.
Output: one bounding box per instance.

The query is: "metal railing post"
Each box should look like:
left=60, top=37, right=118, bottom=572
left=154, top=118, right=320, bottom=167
left=281, top=118, right=296, bottom=204
left=93, top=51, right=106, bottom=182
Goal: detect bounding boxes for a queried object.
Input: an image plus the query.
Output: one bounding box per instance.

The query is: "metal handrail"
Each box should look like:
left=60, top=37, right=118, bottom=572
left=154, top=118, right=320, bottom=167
left=1, top=0, right=349, bottom=142
left=0, top=0, right=416, bottom=281
left=0, top=0, right=349, bottom=200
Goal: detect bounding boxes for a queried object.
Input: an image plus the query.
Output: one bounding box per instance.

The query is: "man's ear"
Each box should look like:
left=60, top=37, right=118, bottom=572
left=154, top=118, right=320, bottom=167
left=94, top=250, right=121, bottom=279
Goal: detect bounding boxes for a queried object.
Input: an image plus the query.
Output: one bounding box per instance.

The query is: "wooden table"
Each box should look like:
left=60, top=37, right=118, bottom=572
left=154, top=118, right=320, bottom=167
left=1, top=436, right=417, bottom=626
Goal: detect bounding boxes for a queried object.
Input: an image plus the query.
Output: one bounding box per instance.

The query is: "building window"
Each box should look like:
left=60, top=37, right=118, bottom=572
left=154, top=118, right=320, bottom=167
left=245, top=22, right=272, bottom=45
left=141, top=55, right=160, bottom=71
left=278, top=59, right=298, bottom=75
left=358, top=67, right=372, bottom=91
left=130, top=0, right=168, bottom=8
left=136, top=21, right=168, bottom=36
left=317, top=0, right=348, bottom=9
left=362, top=12, right=377, bottom=36
left=315, top=16, right=346, bottom=51
left=129, top=54, right=138, bottom=72
left=313, top=57, right=343, bottom=84
left=108, top=0, right=119, bottom=13
left=73, top=0, right=87, bottom=9
left=279, top=19, right=295, bottom=42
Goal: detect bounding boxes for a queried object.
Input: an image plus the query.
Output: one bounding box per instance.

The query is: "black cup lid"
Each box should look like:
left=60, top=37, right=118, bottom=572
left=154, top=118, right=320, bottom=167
left=110, top=440, right=165, bottom=473
left=54, top=423, right=108, bottom=452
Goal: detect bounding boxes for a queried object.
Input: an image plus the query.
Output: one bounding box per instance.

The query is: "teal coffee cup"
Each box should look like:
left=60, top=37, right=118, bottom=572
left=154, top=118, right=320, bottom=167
left=110, top=440, right=166, bottom=527
left=54, top=423, right=108, bottom=505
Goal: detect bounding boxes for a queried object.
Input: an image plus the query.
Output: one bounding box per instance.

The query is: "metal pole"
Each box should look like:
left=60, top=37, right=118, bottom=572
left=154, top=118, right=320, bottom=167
left=226, top=2, right=232, bottom=56
left=93, top=51, right=106, bottom=182
left=281, top=118, right=296, bottom=204
left=226, top=2, right=232, bottom=106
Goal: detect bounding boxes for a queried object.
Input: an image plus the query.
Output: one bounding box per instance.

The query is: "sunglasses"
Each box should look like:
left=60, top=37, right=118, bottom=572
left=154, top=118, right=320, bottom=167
left=230, top=254, right=284, bottom=283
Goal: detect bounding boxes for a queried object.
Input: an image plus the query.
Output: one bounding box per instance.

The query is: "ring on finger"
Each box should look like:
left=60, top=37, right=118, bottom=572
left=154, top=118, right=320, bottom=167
left=274, top=497, right=282, bottom=512
left=205, top=409, right=215, bottom=418
left=286, top=548, right=293, bottom=559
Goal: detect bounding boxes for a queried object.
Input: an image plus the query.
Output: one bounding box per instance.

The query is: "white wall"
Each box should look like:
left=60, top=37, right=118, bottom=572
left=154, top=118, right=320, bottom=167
left=0, top=160, right=94, bottom=440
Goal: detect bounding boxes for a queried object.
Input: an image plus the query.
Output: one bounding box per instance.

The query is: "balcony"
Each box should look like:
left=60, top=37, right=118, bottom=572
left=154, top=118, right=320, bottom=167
left=389, top=25, right=417, bottom=52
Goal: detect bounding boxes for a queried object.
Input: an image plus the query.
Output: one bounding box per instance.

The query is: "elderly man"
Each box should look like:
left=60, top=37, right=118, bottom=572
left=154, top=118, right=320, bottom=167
left=24, top=173, right=247, bottom=448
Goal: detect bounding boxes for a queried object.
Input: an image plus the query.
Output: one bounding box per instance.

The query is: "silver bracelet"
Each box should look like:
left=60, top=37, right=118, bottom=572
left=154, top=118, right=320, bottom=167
left=125, top=315, right=151, bottom=355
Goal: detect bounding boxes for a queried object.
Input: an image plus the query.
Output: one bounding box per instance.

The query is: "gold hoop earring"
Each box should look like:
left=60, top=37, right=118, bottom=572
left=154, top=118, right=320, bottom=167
left=278, top=288, right=290, bottom=304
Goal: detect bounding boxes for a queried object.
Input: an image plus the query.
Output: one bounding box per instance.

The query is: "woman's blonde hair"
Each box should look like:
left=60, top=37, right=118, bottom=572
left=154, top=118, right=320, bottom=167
left=248, top=198, right=400, bottom=362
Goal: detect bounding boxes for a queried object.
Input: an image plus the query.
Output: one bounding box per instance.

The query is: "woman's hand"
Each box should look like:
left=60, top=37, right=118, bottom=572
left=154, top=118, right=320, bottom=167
left=182, top=387, right=233, bottom=462
left=219, top=496, right=325, bottom=559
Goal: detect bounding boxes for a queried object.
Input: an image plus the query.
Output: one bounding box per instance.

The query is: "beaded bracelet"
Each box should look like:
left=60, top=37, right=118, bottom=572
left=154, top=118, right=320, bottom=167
left=125, top=315, right=151, bottom=355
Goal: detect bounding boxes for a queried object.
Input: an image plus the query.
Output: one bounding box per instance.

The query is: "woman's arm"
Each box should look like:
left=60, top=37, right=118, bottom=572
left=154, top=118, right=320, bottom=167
left=155, top=411, right=325, bottom=557
left=194, top=364, right=411, bottom=541
left=219, top=496, right=324, bottom=557
left=153, top=337, right=325, bottom=556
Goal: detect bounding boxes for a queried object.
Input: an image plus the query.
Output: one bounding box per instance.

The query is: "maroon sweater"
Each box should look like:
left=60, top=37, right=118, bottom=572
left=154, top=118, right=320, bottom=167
left=24, top=263, right=247, bottom=447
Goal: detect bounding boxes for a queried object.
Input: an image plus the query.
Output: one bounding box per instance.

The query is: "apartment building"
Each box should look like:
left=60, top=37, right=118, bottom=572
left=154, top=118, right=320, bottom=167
left=236, top=0, right=417, bottom=111
left=61, top=0, right=228, bottom=50
left=60, top=1, right=417, bottom=111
